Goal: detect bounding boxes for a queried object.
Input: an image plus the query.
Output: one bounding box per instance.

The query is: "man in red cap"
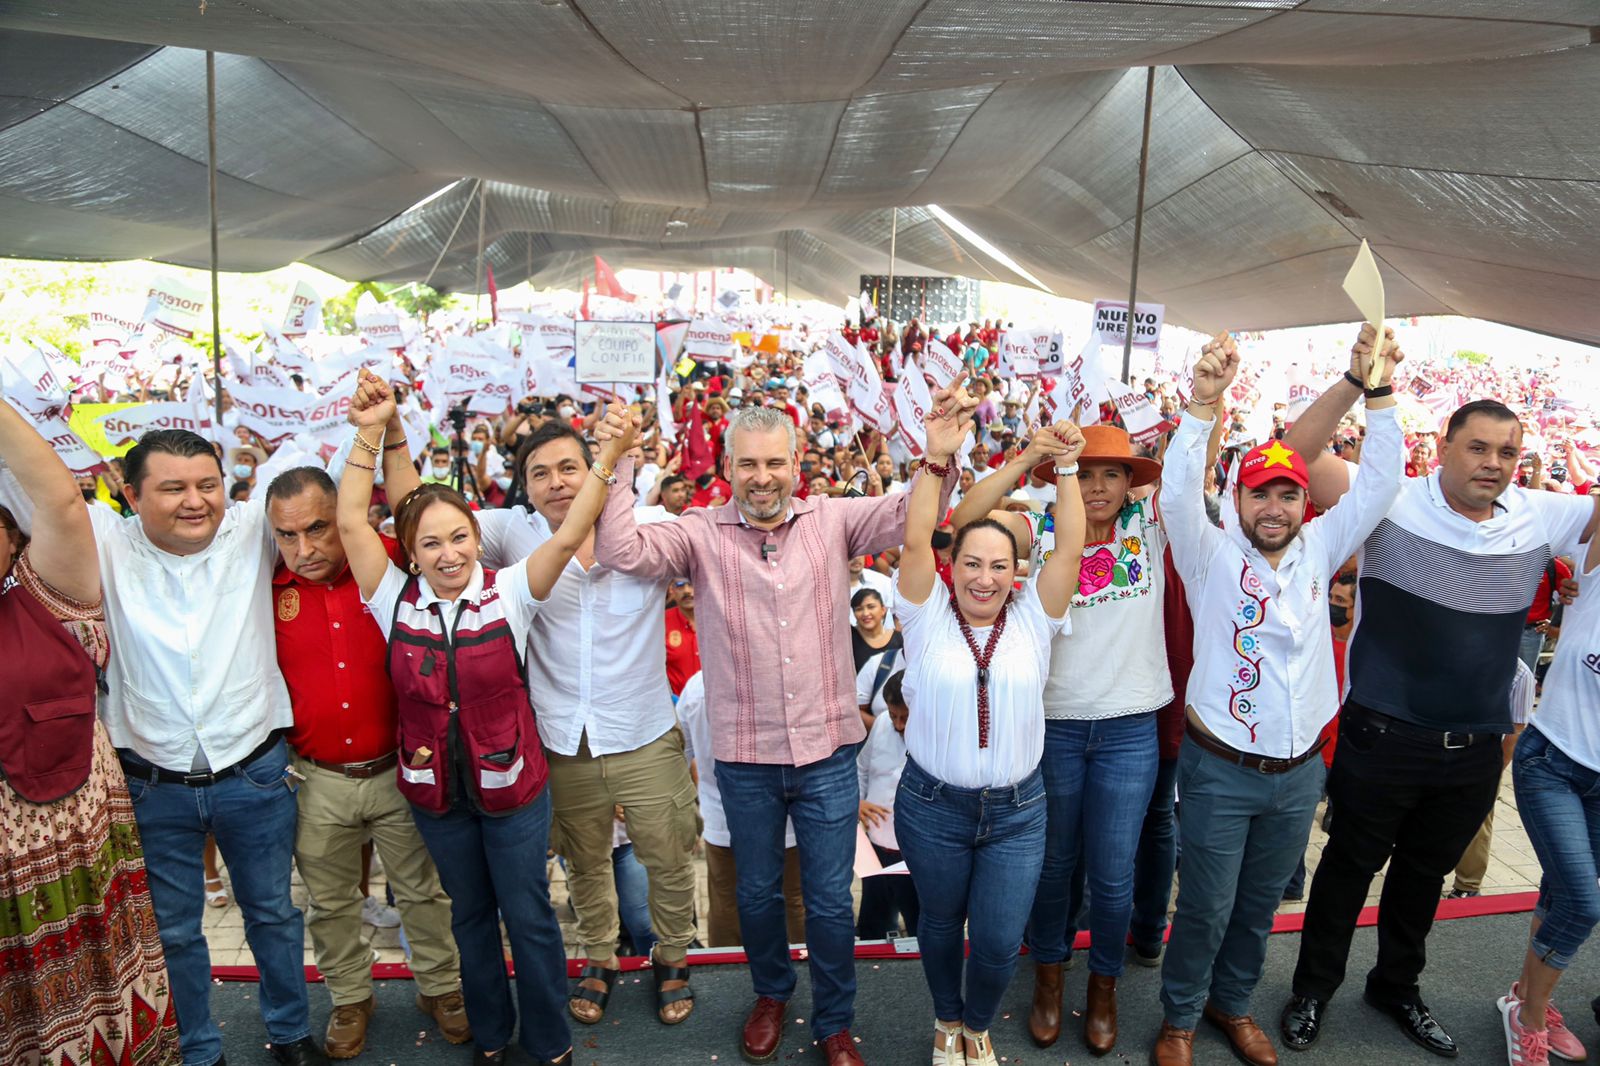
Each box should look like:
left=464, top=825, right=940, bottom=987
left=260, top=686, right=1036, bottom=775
left=1150, top=326, right=1403, bottom=1066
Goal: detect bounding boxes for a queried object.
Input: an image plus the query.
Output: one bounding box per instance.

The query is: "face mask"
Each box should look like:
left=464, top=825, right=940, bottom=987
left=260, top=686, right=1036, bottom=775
left=232, top=464, right=254, bottom=480
left=494, top=475, right=512, bottom=491
left=81, top=487, right=97, bottom=501
left=558, top=405, right=576, bottom=419
left=1328, top=605, right=1350, bottom=628
left=431, top=464, right=450, bottom=478
left=470, top=440, right=485, bottom=457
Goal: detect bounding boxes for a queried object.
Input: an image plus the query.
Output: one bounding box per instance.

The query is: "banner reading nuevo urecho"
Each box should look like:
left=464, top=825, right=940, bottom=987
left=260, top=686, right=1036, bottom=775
left=1092, top=299, right=1165, bottom=350
left=574, top=321, right=657, bottom=385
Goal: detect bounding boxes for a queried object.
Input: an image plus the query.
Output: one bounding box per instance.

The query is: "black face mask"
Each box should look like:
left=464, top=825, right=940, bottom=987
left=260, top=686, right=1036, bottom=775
left=81, top=488, right=97, bottom=501
left=1328, top=605, right=1350, bottom=628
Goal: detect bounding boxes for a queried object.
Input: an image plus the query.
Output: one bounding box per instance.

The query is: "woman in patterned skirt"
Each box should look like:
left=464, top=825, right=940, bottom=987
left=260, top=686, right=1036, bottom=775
left=0, top=396, right=181, bottom=1066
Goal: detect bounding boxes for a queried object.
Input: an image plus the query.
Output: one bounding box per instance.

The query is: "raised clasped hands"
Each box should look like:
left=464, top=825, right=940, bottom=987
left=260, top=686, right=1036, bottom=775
left=924, top=370, right=979, bottom=459
left=1350, top=323, right=1404, bottom=388
left=593, top=398, right=641, bottom=465
left=349, top=367, right=396, bottom=428
left=1191, top=333, right=1241, bottom=406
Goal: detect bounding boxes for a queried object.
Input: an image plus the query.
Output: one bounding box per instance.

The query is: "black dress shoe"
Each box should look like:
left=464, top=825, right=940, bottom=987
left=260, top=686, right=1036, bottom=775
left=268, top=1037, right=330, bottom=1065
left=473, top=1050, right=508, bottom=1066
left=1281, top=994, right=1325, bottom=1050
left=1363, top=994, right=1458, bottom=1058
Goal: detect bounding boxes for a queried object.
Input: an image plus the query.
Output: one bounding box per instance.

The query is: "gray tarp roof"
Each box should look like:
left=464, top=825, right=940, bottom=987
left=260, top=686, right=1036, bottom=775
left=1, top=3, right=1598, bottom=340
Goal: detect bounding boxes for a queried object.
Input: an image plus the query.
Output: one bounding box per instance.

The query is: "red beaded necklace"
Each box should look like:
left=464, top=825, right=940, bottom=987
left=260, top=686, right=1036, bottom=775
left=949, top=589, right=1010, bottom=748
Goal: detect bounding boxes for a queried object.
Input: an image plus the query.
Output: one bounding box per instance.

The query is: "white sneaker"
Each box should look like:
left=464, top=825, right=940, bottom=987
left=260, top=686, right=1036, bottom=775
left=1502, top=993, right=1552, bottom=1066
left=362, top=896, right=402, bottom=928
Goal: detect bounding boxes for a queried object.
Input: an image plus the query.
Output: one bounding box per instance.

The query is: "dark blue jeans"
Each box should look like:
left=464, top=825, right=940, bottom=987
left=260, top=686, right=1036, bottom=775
left=1131, top=754, right=1181, bottom=953
left=1516, top=727, right=1600, bottom=969
left=895, top=758, right=1047, bottom=1032
left=1027, top=713, right=1159, bottom=976
left=715, top=744, right=860, bottom=1041
left=123, top=738, right=309, bottom=1066
left=614, top=842, right=658, bottom=957
left=411, top=788, right=571, bottom=1061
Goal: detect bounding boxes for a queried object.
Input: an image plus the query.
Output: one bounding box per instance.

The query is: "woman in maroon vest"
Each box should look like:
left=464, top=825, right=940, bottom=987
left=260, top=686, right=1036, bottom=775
left=334, top=369, right=639, bottom=1066
left=0, top=398, right=182, bottom=1064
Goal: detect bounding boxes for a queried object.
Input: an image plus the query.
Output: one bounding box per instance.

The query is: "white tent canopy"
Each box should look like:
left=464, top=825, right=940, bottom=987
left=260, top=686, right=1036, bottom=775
left=1, top=2, right=1597, bottom=340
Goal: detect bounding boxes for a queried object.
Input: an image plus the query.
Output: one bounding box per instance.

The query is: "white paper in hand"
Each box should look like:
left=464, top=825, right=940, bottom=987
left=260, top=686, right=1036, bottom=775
left=1341, top=240, right=1386, bottom=387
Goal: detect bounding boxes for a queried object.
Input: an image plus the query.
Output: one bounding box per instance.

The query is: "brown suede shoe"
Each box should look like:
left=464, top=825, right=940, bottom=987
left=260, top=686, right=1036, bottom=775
left=1150, top=1021, right=1194, bottom=1066
left=416, top=989, right=473, bottom=1045
left=1084, top=972, right=1117, bottom=1055
left=1028, top=961, right=1063, bottom=1047
left=324, top=995, right=375, bottom=1060
left=1203, top=1005, right=1278, bottom=1066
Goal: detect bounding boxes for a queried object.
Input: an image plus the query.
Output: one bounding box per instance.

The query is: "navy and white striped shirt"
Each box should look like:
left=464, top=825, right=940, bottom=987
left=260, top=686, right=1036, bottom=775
left=1347, top=474, right=1592, bottom=733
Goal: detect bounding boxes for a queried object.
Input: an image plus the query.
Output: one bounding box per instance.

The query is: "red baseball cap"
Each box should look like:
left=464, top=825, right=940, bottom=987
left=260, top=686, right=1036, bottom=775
left=1237, top=440, right=1310, bottom=491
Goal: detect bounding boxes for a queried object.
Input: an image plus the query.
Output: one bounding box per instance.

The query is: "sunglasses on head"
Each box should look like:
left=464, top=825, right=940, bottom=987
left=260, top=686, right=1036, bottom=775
left=672, top=579, right=690, bottom=588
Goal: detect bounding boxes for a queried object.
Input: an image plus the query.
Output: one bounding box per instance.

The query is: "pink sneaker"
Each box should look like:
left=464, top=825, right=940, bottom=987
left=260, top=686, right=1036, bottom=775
left=1512, top=983, right=1589, bottom=1062
left=1502, top=993, right=1551, bottom=1066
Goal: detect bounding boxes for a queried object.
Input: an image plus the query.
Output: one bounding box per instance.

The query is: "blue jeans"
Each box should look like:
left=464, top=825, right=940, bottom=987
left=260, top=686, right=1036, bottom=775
left=895, top=758, right=1047, bottom=1032
left=614, top=842, right=659, bottom=957
left=122, top=738, right=308, bottom=1066
left=715, top=744, right=860, bottom=1041
left=1027, top=713, right=1159, bottom=976
left=1516, top=727, right=1600, bottom=969
left=411, top=788, right=571, bottom=1060
left=1131, top=755, right=1181, bottom=953
left=1161, top=736, right=1325, bottom=1028
left=1519, top=626, right=1546, bottom=672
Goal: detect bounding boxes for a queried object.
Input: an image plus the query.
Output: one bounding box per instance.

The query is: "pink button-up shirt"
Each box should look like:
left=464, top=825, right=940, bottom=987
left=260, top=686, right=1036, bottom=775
left=595, top=459, right=952, bottom=766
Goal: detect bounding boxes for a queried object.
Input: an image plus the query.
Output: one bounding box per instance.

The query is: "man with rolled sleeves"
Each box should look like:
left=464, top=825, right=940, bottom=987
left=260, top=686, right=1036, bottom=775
left=265, top=467, right=468, bottom=1059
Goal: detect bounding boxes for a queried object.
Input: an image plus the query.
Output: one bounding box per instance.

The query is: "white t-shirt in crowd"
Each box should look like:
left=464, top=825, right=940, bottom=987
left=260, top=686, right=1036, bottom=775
left=678, top=672, right=797, bottom=849
left=1525, top=538, right=1600, bottom=769
left=856, top=647, right=905, bottom=718
left=857, top=711, right=908, bottom=850
left=849, top=566, right=895, bottom=629
left=1024, top=499, right=1173, bottom=719
left=894, top=574, right=1068, bottom=789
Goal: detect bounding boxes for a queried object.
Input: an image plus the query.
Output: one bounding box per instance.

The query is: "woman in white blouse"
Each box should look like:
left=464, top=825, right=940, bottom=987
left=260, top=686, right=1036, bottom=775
left=894, top=385, right=1087, bottom=1066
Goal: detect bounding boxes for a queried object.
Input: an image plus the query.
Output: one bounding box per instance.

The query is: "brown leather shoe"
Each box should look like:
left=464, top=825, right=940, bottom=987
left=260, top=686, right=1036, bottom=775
left=324, top=995, right=375, bottom=1059
left=821, top=1030, right=865, bottom=1066
left=416, top=989, right=473, bottom=1045
left=1028, top=961, right=1063, bottom=1047
left=741, top=996, right=788, bottom=1063
left=1150, top=1021, right=1194, bottom=1066
left=1203, top=1005, right=1278, bottom=1066
left=1084, top=972, right=1117, bottom=1055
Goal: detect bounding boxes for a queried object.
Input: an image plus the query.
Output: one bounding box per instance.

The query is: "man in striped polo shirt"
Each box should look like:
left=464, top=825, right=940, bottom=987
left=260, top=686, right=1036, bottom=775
left=1279, top=396, right=1599, bottom=1057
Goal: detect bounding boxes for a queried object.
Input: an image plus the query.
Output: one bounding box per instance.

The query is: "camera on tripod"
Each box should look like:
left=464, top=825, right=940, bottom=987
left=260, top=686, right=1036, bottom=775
left=447, top=405, right=469, bottom=433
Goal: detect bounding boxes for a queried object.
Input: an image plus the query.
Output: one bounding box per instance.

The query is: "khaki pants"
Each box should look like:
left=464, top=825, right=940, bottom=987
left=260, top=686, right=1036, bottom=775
left=703, top=842, right=806, bottom=948
left=1452, top=732, right=1519, bottom=894
left=546, top=728, right=701, bottom=964
left=292, top=755, right=459, bottom=1004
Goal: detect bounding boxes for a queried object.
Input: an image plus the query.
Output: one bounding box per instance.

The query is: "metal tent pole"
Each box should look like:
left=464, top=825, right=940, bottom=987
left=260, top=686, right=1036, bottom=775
left=474, top=181, right=488, bottom=323
left=206, top=52, right=223, bottom=426
left=887, top=207, right=897, bottom=320
left=1122, top=66, right=1156, bottom=385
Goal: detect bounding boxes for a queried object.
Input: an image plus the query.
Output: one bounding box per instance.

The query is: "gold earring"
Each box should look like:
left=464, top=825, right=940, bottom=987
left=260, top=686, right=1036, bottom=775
left=407, top=562, right=421, bottom=575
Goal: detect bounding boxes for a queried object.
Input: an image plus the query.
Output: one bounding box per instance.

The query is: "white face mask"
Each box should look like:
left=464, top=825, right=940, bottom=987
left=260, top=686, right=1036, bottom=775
left=558, top=405, right=576, bottom=419
left=493, top=475, right=512, bottom=491
left=431, top=464, right=450, bottom=477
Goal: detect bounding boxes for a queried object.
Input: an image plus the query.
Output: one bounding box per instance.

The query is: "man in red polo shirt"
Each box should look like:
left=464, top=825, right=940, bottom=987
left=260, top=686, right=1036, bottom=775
left=265, top=467, right=469, bottom=1059
left=664, top=576, right=700, bottom=697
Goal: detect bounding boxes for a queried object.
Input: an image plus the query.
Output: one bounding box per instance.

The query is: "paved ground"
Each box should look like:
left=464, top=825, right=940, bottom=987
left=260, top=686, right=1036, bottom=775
left=200, top=769, right=1536, bottom=968
left=207, top=909, right=1576, bottom=1065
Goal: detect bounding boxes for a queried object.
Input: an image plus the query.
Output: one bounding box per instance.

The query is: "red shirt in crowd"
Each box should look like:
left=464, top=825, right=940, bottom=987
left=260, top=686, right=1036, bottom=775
left=273, top=537, right=403, bottom=765
left=1528, top=557, right=1574, bottom=625
left=664, top=605, right=700, bottom=696
left=690, top=477, right=732, bottom=509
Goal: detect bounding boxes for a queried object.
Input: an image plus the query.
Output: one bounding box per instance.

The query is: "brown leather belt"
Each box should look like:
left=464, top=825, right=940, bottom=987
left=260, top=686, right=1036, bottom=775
left=1185, top=721, right=1327, bottom=775
left=304, top=752, right=399, bottom=779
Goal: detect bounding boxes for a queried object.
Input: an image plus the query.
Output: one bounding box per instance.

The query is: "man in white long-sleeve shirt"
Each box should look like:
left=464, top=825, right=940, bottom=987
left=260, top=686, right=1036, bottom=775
left=1150, top=330, right=1403, bottom=1066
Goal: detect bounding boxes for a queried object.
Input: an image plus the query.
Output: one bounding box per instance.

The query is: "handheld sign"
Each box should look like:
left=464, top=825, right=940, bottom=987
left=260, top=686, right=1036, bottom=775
left=1341, top=240, right=1386, bottom=387
left=574, top=320, right=656, bottom=385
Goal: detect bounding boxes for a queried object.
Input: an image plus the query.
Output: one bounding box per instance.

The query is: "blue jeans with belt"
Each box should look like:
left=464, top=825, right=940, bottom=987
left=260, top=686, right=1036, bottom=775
left=1516, top=727, right=1600, bottom=969
left=122, top=737, right=309, bottom=1066
left=895, top=757, right=1048, bottom=1032
left=715, top=743, right=861, bottom=1042
left=1027, top=713, right=1159, bottom=976
left=1161, top=736, right=1325, bottom=1029
left=411, top=787, right=571, bottom=1061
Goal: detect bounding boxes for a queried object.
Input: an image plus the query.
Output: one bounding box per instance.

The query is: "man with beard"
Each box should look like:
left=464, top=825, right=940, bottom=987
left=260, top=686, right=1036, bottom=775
left=592, top=395, right=966, bottom=1066
left=1151, top=329, right=1403, bottom=1066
